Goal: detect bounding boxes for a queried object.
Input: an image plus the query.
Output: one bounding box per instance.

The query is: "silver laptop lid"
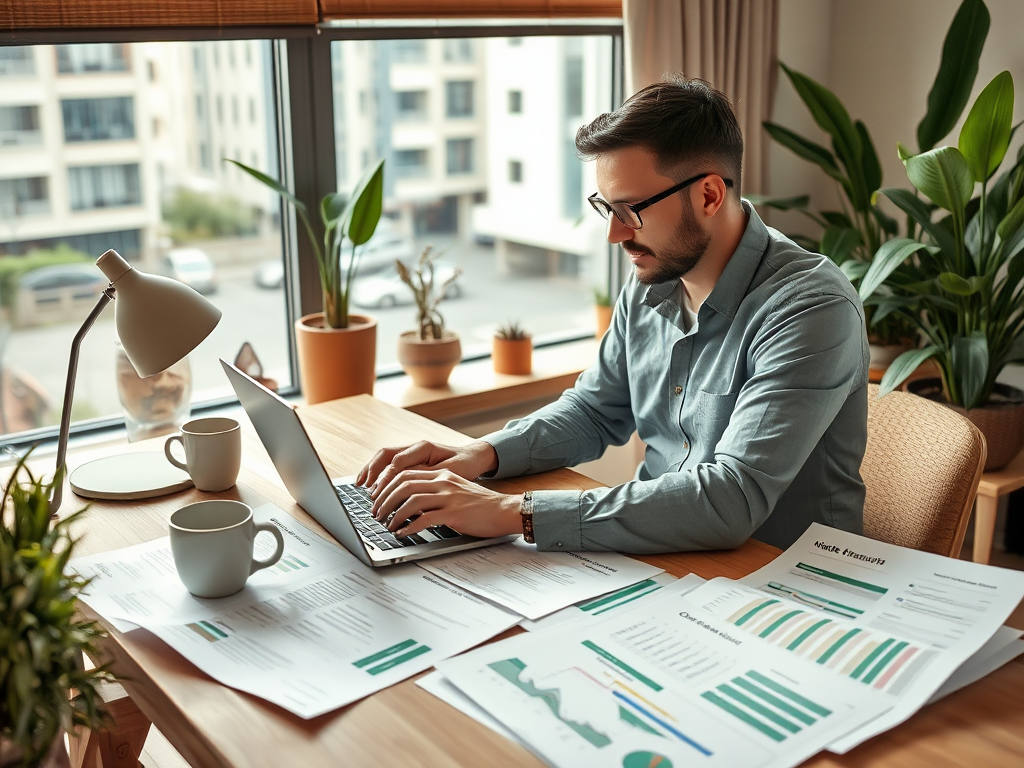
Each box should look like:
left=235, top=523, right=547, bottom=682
left=219, top=358, right=375, bottom=567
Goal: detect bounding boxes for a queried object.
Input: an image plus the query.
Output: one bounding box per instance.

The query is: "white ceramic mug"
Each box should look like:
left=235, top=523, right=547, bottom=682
left=169, top=500, right=285, bottom=598
left=164, top=416, right=241, bottom=492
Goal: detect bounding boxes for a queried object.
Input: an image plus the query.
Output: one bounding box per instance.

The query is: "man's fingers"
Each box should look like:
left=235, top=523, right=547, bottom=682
left=386, top=493, right=441, bottom=532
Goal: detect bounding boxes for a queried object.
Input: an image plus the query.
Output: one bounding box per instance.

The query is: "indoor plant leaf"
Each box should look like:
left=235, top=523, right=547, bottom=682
left=343, top=158, right=385, bottom=246
left=903, top=146, right=974, bottom=213
left=762, top=122, right=846, bottom=182
left=952, top=333, right=989, bottom=409
left=819, top=226, right=862, bottom=264
left=860, top=238, right=939, bottom=301
left=959, top=70, right=1014, bottom=182
left=856, top=120, right=883, bottom=194
left=937, top=271, right=981, bottom=295
left=840, top=260, right=870, bottom=282
left=881, top=187, right=957, bottom=256
left=917, top=0, right=990, bottom=152
left=879, top=346, right=940, bottom=396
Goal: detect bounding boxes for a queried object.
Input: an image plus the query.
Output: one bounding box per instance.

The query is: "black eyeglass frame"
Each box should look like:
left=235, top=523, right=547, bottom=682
left=587, top=173, right=735, bottom=230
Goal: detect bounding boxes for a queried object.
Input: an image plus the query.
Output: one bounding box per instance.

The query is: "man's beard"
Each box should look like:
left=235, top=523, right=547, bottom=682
left=628, top=201, right=711, bottom=285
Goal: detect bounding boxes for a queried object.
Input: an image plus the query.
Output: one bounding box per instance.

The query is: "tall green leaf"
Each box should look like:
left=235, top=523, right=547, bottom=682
left=860, top=238, right=939, bottom=300
left=882, top=187, right=957, bottom=255
left=343, top=158, right=385, bottom=246
left=903, top=146, right=974, bottom=213
left=820, top=226, right=861, bottom=264
left=917, top=0, right=990, bottom=151
left=959, top=71, right=1015, bottom=182
left=952, top=333, right=989, bottom=409
left=856, top=120, right=882, bottom=194
left=763, top=122, right=846, bottom=182
left=879, top=346, right=940, bottom=396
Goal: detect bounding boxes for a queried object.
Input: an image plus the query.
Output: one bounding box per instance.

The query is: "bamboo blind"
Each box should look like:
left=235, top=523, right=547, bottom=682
left=1, top=0, right=319, bottom=30
left=320, top=1, right=622, bottom=20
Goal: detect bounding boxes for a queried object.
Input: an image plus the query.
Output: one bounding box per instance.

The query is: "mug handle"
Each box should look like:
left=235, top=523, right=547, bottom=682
left=250, top=523, right=286, bottom=575
left=164, top=434, right=188, bottom=471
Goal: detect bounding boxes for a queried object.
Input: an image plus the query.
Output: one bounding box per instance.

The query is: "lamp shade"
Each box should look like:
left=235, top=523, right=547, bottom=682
left=96, top=249, right=222, bottom=377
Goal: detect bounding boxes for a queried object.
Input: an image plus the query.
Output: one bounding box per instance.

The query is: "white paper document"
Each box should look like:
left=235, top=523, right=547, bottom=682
left=416, top=539, right=664, bottom=620
left=438, top=579, right=891, bottom=768
left=416, top=671, right=523, bottom=745
left=71, top=505, right=521, bottom=719
left=721, top=523, right=1024, bottom=752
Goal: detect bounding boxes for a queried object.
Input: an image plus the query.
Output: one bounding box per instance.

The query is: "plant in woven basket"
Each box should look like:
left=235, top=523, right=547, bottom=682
left=395, top=247, right=462, bottom=341
left=1, top=458, right=115, bottom=767
left=495, top=320, right=530, bottom=341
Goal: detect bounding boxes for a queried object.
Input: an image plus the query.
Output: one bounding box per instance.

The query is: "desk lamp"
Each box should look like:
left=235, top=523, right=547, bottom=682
left=49, top=249, right=222, bottom=515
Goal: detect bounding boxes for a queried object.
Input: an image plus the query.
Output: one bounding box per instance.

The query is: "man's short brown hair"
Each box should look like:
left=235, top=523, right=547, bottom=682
left=575, top=76, right=744, bottom=193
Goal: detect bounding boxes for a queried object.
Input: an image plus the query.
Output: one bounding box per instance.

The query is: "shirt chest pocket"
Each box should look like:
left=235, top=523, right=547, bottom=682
left=684, top=389, right=740, bottom=451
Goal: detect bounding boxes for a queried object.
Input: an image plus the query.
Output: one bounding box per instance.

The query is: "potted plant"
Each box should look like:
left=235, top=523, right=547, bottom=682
left=755, top=0, right=990, bottom=373
left=1, top=460, right=115, bottom=767
left=493, top=321, right=532, bottom=376
left=228, top=158, right=385, bottom=404
left=594, top=288, right=613, bottom=338
left=395, top=247, right=463, bottom=388
left=861, top=68, right=1024, bottom=469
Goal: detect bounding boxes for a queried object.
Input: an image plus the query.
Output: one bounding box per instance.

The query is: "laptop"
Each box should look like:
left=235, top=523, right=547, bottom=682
left=220, top=358, right=518, bottom=567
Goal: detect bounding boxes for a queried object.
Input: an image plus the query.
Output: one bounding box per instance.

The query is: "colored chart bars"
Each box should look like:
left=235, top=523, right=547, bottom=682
left=352, top=639, right=432, bottom=676
left=273, top=553, right=310, bottom=573
left=701, top=670, right=831, bottom=743
left=186, top=620, right=229, bottom=642
left=577, top=579, right=666, bottom=616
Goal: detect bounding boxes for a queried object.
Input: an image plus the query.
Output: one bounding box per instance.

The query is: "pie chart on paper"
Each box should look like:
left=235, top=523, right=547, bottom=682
left=622, top=751, right=673, bottom=768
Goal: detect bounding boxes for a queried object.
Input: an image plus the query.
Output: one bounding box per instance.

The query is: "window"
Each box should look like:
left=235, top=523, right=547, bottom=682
left=0, top=176, right=50, bottom=216
left=447, top=138, right=474, bottom=175
left=68, top=164, right=142, bottom=210
left=232, top=96, right=239, bottom=126
left=0, top=105, right=41, bottom=145
left=56, top=44, right=129, bottom=74
left=394, top=149, right=429, bottom=178
left=446, top=81, right=474, bottom=118
left=393, top=39, right=427, bottom=63
left=0, top=47, right=34, bottom=76
left=443, top=39, right=474, bottom=62
left=508, top=89, right=523, bottom=114
left=395, top=90, right=427, bottom=120
left=249, top=97, right=256, bottom=124
left=62, top=97, right=135, bottom=142
left=509, top=160, right=523, bottom=183
left=195, top=94, right=204, bottom=119
left=216, top=95, right=223, bottom=124
left=565, top=40, right=584, bottom=118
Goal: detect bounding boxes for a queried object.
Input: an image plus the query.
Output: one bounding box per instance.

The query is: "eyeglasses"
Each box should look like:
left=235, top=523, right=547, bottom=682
left=587, top=173, right=734, bottom=230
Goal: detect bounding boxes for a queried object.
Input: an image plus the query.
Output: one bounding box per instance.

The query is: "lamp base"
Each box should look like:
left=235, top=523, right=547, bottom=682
left=70, top=452, right=194, bottom=500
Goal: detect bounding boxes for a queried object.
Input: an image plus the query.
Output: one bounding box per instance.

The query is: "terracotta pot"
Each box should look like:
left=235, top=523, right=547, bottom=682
left=294, top=313, right=377, bottom=405
left=397, top=330, right=461, bottom=388
left=493, top=336, right=533, bottom=375
left=595, top=305, right=613, bottom=338
left=907, top=378, right=1024, bottom=471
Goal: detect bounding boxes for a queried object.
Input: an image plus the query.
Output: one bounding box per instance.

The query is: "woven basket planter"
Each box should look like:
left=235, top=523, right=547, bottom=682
left=907, top=378, right=1024, bottom=471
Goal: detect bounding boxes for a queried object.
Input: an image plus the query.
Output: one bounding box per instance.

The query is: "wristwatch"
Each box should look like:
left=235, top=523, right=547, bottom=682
left=520, top=491, right=535, bottom=543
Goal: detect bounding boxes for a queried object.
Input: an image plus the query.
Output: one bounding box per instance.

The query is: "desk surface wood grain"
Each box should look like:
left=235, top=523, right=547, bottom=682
left=47, top=395, right=1024, bottom=768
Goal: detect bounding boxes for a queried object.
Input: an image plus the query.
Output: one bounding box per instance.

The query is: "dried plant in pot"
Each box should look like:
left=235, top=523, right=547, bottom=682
left=1, top=457, right=116, bottom=768
left=395, top=248, right=463, bottom=388
left=493, top=321, right=532, bottom=376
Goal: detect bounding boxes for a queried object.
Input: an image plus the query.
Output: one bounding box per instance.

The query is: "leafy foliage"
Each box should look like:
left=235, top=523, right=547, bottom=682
left=161, top=188, right=257, bottom=243
left=0, top=246, right=92, bottom=309
left=0, top=456, right=115, bottom=765
left=592, top=288, right=612, bottom=307
left=395, top=247, right=462, bottom=341
left=495, top=320, right=530, bottom=341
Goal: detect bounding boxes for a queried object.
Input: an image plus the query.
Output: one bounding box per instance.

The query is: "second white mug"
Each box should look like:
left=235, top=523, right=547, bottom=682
left=164, top=416, right=241, bottom=492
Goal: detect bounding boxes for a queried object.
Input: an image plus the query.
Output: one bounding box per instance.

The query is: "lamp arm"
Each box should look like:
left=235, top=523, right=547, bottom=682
left=50, top=284, right=116, bottom=516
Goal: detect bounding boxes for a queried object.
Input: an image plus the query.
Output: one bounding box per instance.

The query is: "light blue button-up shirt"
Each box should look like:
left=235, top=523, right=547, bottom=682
left=483, top=202, right=869, bottom=553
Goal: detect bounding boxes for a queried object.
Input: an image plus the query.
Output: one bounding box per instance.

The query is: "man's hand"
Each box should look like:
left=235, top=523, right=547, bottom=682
left=356, top=440, right=498, bottom=494
left=371, top=468, right=522, bottom=539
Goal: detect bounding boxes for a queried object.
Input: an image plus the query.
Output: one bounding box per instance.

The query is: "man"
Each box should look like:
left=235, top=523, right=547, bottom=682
left=357, top=76, right=869, bottom=553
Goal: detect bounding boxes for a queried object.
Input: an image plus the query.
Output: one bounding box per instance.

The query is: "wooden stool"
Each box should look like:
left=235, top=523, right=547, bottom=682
left=68, top=680, right=150, bottom=768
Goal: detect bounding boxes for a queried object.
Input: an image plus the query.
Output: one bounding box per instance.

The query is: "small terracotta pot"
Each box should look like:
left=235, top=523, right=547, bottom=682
left=294, top=313, right=377, bottom=404
left=595, top=305, right=613, bottom=338
left=493, top=336, right=532, bottom=375
left=397, top=330, right=461, bottom=388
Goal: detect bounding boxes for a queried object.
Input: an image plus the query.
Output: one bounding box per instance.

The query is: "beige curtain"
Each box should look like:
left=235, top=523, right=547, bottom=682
left=623, top=0, right=779, bottom=195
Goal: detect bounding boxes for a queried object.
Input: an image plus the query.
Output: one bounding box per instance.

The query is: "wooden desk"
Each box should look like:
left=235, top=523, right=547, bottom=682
left=57, top=396, right=1024, bottom=768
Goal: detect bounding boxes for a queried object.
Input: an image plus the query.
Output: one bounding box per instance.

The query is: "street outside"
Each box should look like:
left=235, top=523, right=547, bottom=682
left=1, top=232, right=598, bottom=433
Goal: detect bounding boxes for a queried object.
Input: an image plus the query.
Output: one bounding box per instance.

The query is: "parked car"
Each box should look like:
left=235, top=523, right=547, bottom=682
left=19, top=263, right=107, bottom=298
left=163, top=248, right=216, bottom=294
left=254, top=259, right=284, bottom=289
left=351, top=260, right=462, bottom=309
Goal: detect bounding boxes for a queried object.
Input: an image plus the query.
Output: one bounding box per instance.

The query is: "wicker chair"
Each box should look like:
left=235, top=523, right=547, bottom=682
left=861, top=383, right=987, bottom=557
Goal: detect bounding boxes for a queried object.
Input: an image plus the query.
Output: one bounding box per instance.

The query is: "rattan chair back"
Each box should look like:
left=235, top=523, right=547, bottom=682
left=861, top=384, right=987, bottom=557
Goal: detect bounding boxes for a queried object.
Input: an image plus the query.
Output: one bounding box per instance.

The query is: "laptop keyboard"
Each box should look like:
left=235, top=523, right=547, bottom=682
left=334, top=483, right=463, bottom=550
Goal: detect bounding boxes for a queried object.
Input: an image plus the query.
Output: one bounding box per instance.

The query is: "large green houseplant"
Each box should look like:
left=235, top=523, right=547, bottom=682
left=757, top=0, right=990, bottom=349
left=229, top=158, right=386, bottom=403
left=1, top=461, right=114, bottom=767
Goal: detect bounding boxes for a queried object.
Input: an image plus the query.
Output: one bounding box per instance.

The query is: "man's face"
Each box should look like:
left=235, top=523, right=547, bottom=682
left=595, top=146, right=712, bottom=285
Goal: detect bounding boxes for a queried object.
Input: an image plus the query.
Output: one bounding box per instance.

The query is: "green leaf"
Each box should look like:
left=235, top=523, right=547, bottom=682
left=856, top=120, right=882, bottom=194
left=860, top=238, right=939, bottom=300
left=763, top=122, right=846, bottom=182
left=872, top=206, right=899, bottom=237
left=320, top=192, right=347, bottom=229
left=879, top=346, right=940, bottom=396
left=952, top=333, right=988, bottom=408
left=937, top=271, right=979, bottom=295
left=1004, top=333, right=1024, bottom=364
left=917, top=0, right=990, bottom=151
left=747, top=193, right=811, bottom=211
left=225, top=158, right=309, bottom=220
left=820, top=226, right=862, bottom=264
left=343, top=158, right=385, bottom=246
left=822, top=211, right=854, bottom=228
left=840, top=260, right=870, bottom=282
left=904, top=146, right=974, bottom=213
left=882, top=187, right=957, bottom=257
left=897, top=141, right=914, bottom=163
left=959, top=71, right=1015, bottom=182
left=997, top=195, right=1024, bottom=242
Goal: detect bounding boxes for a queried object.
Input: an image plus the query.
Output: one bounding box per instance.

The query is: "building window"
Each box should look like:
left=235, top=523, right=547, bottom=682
left=0, top=47, right=34, bottom=76
left=68, top=164, right=141, bottom=210
left=56, top=44, right=129, bottom=74
left=147, top=60, right=157, bottom=82
left=508, top=37, right=523, bottom=46
left=393, top=40, right=427, bottom=63
left=195, top=95, right=204, bottom=119
left=443, top=39, right=474, bottom=62
left=199, top=142, right=211, bottom=170
left=62, top=97, right=135, bottom=142
left=565, top=41, right=584, bottom=118
left=446, top=138, right=474, bottom=175
left=216, top=95, right=223, bottom=125
left=232, top=96, right=239, bottom=126
left=395, top=90, right=427, bottom=120
left=0, top=176, right=50, bottom=216
left=0, top=105, right=42, bottom=145
left=509, top=160, right=523, bottom=183
left=446, top=81, right=474, bottom=118
left=394, top=149, right=429, bottom=178
left=508, top=90, right=523, bottom=114
left=249, top=97, right=256, bottom=124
